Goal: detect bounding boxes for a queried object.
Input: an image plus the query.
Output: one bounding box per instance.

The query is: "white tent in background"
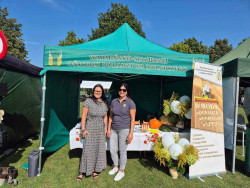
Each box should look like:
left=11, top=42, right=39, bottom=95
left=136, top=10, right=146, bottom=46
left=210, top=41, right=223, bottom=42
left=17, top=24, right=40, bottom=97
left=80, top=81, right=112, bottom=89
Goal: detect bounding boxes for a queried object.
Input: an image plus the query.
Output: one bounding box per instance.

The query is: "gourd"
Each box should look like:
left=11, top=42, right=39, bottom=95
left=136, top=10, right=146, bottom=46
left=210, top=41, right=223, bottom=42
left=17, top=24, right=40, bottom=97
left=162, top=133, right=175, bottom=148
left=149, top=118, right=162, bottom=129
left=159, top=115, right=174, bottom=126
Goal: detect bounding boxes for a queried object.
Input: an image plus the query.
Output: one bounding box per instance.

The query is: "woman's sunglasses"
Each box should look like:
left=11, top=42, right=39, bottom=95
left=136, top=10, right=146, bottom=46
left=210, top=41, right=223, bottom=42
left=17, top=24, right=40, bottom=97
left=119, top=89, right=127, bottom=92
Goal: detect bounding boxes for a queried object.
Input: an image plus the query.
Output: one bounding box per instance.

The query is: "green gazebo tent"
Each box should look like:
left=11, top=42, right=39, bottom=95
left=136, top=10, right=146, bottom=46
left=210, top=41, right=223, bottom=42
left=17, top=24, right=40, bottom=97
left=39, top=23, right=209, bottom=174
left=214, top=37, right=250, bottom=78
left=214, top=37, right=250, bottom=173
left=0, top=53, right=42, bottom=148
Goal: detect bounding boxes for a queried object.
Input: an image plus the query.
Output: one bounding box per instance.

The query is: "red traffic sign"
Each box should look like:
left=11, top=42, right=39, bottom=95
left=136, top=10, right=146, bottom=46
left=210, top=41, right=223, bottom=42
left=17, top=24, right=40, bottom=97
left=0, top=30, right=8, bottom=60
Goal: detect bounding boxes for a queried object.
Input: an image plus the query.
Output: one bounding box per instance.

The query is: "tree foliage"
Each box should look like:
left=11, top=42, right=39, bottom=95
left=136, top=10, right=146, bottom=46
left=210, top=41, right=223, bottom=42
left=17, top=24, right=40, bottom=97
left=88, top=3, right=145, bottom=41
left=0, top=7, right=28, bottom=61
left=208, top=39, right=233, bottom=63
left=58, top=31, right=86, bottom=46
left=168, top=42, right=192, bottom=53
left=184, top=38, right=208, bottom=54
left=169, top=37, right=208, bottom=55
left=169, top=37, right=234, bottom=63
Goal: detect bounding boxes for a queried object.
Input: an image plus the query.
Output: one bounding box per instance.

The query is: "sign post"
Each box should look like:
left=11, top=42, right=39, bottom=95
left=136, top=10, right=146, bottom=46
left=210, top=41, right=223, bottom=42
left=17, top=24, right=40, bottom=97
left=0, top=31, right=8, bottom=60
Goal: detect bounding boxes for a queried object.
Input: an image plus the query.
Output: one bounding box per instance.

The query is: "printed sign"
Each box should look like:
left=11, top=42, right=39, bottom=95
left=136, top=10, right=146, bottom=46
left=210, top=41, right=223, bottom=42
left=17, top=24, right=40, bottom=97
left=189, top=62, right=226, bottom=179
left=43, top=46, right=208, bottom=77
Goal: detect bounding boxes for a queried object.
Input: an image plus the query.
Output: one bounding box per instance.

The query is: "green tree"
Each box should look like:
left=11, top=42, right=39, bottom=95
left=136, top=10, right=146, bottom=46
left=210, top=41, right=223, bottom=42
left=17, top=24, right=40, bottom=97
left=58, top=31, right=86, bottom=46
left=168, top=37, right=208, bottom=54
left=88, top=3, right=145, bottom=41
left=184, top=38, right=208, bottom=54
left=208, top=39, right=233, bottom=63
left=168, top=42, right=192, bottom=53
left=0, top=7, right=28, bottom=61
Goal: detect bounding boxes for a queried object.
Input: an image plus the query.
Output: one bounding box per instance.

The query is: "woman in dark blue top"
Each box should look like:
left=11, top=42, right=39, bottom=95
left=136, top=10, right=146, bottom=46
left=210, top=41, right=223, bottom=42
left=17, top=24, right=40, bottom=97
left=107, top=83, right=136, bottom=181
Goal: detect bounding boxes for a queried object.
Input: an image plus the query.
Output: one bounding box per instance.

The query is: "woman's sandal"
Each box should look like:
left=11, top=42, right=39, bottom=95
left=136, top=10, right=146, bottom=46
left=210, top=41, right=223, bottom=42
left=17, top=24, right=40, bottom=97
left=76, top=173, right=83, bottom=182
left=93, top=172, right=99, bottom=180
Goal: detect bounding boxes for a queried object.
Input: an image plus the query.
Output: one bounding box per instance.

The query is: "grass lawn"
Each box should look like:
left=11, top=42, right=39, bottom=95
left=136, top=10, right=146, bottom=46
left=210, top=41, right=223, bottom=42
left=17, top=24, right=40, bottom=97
left=1, top=138, right=250, bottom=188
left=238, top=107, right=249, bottom=124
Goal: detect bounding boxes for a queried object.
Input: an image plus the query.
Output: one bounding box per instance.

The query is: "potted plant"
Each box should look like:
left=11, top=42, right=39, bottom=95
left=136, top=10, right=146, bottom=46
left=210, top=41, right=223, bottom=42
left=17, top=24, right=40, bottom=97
left=153, top=135, right=198, bottom=179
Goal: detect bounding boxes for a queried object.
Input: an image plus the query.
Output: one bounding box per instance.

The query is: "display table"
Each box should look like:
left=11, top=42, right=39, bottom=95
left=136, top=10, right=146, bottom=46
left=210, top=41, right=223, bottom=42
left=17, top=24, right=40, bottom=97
left=70, top=123, right=190, bottom=150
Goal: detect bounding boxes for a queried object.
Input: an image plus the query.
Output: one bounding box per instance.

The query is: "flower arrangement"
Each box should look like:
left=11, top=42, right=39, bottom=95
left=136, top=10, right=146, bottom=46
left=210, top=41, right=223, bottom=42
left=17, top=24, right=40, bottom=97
left=162, top=92, right=192, bottom=128
left=78, top=130, right=84, bottom=140
left=153, top=133, right=198, bottom=178
left=144, top=133, right=159, bottom=144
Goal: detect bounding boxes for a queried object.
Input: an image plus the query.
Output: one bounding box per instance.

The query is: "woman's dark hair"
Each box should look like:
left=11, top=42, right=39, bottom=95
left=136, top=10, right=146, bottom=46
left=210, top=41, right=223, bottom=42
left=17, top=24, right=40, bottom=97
left=118, top=82, right=131, bottom=99
left=92, top=84, right=107, bottom=103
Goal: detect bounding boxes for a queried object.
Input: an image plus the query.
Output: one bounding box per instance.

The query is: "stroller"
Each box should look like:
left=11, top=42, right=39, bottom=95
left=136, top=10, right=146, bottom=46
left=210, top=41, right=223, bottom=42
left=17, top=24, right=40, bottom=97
left=0, top=166, right=18, bottom=186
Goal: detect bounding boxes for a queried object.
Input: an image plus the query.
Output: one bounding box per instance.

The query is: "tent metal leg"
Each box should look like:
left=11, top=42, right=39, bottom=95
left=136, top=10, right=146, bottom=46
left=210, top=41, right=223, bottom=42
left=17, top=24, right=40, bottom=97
left=160, top=76, right=163, bottom=112
left=232, top=77, right=239, bottom=173
left=78, top=74, right=81, bottom=119
left=242, top=131, right=244, bottom=156
left=38, top=73, right=47, bottom=176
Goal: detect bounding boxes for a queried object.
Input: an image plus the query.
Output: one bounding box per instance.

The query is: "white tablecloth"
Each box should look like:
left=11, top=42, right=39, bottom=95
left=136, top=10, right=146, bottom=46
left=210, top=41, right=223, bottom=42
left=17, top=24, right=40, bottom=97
left=70, top=123, right=190, bottom=151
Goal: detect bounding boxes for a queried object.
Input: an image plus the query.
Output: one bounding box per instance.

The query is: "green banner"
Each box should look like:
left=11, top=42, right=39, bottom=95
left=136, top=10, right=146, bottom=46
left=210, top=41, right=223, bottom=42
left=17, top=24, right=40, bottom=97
left=43, top=46, right=208, bottom=77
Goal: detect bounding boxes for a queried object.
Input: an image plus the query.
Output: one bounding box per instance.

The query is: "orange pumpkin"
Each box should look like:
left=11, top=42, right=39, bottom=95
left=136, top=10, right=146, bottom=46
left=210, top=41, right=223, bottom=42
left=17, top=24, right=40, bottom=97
left=149, top=118, right=162, bottom=129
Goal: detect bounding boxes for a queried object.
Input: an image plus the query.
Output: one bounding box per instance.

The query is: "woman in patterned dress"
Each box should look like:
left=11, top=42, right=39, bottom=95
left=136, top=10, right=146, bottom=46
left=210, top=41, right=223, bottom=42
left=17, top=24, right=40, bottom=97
left=76, top=84, right=108, bottom=181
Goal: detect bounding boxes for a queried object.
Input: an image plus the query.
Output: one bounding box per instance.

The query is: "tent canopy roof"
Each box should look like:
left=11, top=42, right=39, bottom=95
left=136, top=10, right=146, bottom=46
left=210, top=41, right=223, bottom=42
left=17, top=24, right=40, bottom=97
left=214, top=37, right=250, bottom=65
left=0, top=53, right=42, bottom=77
left=43, top=23, right=209, bottom=77
left=67, top=23, right=180, bottom=54
left=214, top=37, right=250, bottom=78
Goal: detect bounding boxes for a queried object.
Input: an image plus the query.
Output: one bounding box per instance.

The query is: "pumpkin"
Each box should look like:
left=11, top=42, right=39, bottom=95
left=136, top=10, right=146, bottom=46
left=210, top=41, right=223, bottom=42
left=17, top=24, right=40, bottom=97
left=149, top=118, right=162, bottom=129
left=159, top=115, right=174, bottom=126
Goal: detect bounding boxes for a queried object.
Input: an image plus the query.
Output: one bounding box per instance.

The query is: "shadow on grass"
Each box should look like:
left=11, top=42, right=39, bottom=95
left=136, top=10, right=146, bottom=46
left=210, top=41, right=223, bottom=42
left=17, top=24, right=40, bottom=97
left=40, top=151, right=55, bottom=172
left=235, top=157, right=250, bottom=177
left=225, top=138, right=249, bottom=177
left=138, top=151, right=170, bottom=176
left=67, top=150, right=114, bottom=167
left=0, top=137, right=37, bottom=166
left=68, top=149, right=82, bottom=159
left=106, top=151, right=113, bottom=166
left=0, top=149, right=25, bottom=166
left=105, top=151, right=143, bottom=167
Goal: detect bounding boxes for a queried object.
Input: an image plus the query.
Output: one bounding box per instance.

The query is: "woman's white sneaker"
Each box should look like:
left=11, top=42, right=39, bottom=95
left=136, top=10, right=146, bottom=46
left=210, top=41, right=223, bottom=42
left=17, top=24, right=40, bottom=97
left=114, top=171, right=125, bottom=181
left=109, top=167, right=119, bottom=175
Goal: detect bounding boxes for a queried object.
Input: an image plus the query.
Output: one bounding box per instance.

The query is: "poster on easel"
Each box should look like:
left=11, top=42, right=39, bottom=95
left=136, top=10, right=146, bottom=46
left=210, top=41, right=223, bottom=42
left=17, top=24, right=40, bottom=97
left=189, top=61, right=226, bottom=179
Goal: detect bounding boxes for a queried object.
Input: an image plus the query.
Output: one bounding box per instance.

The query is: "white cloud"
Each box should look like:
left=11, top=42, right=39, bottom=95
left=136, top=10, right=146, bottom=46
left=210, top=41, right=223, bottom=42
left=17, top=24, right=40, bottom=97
left=26, top=41, right=42, bottom=45
left=41, top=0, right=67, bottom=12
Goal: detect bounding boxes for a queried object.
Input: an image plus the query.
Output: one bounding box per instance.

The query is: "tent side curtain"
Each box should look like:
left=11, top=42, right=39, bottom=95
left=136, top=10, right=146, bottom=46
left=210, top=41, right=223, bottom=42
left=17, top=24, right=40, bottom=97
left=42, top=71, right=79, bottom=152
left=223, top=78, right=236, bottom=150
left=43, top=46, right=209, bottom=77
left=0, top=68, right=41, bottom=147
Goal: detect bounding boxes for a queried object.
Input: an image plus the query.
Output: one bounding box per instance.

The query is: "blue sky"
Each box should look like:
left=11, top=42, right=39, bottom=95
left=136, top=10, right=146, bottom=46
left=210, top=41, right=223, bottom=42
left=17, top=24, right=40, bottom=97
left=1, top=0, right=249, bottom=67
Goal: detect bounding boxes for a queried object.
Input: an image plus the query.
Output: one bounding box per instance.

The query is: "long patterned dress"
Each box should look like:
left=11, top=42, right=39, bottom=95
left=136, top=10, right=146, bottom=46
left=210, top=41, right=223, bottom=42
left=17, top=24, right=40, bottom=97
left=79, top=98, right=108, bottom=176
